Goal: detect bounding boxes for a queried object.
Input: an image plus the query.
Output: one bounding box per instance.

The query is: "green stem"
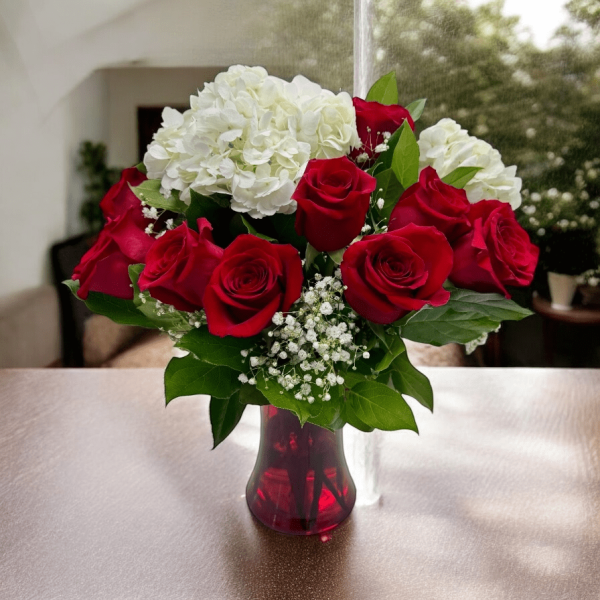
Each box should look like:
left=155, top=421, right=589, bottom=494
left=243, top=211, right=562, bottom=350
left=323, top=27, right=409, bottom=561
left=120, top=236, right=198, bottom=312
left=323, top=256, right=335, bottom=277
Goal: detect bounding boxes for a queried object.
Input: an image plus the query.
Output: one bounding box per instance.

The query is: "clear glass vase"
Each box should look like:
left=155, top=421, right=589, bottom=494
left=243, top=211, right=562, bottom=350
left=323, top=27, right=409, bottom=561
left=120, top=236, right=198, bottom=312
left=246, top=406, right=356, bottom=535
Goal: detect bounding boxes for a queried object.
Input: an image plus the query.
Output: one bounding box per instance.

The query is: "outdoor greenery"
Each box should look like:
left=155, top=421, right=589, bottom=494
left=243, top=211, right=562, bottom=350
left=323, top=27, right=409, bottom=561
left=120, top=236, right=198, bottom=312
left=255, top=0, right=600, bottom=280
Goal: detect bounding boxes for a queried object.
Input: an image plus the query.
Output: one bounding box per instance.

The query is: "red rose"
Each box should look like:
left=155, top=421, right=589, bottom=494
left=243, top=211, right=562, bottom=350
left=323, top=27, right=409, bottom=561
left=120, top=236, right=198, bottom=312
left=389, top=166, right=471, bottom=243
left=450, top=200, right=539, bottom=298
left=204, top=235, right=303, bottom=337
left=73, top=205, right=155, bottom=300
left=350, top=97, right=414, bottom=164
left=100, top=167, right=146, bottom=221
left=293, top=157, right=376, bottom=252
left=341, top=224, right=453, bottom=324
left=138, top=218, right=224, bottom=312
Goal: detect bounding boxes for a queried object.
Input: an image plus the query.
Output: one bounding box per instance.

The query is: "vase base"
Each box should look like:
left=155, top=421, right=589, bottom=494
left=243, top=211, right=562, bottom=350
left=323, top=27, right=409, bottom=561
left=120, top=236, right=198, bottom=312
left=246, top=494, right=355, bottom=536
left=551, top=303, right=573, bottom=311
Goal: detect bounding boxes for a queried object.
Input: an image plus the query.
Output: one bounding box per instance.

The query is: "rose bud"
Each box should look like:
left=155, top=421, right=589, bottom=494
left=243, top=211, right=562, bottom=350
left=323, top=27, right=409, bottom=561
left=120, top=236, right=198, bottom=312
left=450, top=200, right=539, bottom=298
left=100, top=167, right=147, bottom=221
left=389, top=166, right=471, bottom=243
left=73, top=205, right=155, bottom=300
left=341, top=224, right=453, bottom=324
left=293, top=156, right=377, bottom=252
left=203, top=235, right=303, bottom=338
left=138, top=218, right=224, bottom=312
left=350, top=97, right=414, bottom=164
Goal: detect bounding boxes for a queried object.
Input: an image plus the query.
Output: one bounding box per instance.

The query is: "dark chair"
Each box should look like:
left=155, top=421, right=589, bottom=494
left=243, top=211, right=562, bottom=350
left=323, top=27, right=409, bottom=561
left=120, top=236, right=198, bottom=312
left=50, top=234, right=95, bottom=367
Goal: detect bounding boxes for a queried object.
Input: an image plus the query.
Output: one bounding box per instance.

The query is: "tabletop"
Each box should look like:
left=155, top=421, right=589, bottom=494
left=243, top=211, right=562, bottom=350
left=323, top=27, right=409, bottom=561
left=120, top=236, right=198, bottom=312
left=1, top=367, right=599, bottom=600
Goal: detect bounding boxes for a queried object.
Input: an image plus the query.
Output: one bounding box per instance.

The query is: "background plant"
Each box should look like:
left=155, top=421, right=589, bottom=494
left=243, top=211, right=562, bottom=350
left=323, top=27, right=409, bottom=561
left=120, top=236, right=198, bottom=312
left=77, top=141, right=122, bottom=234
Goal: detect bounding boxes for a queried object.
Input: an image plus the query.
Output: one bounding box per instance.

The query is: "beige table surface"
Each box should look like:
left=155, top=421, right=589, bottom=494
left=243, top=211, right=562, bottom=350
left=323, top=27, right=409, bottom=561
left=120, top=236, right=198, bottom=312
left=1, top=368, right=599, bottom=600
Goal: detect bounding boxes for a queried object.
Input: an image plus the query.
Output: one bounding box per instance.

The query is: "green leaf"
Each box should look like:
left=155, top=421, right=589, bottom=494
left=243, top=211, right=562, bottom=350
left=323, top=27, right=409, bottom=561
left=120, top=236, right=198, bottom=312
left=447, top=289, right=533, bottom=321
left=128, top=264, right=145, bottom=302
left=341, top=370, right=370, bottom=388
left=347, top=381, right=418, bottom=432
left=374, top=168, right=403, bottom=219
left=391, top=121, right=419, bottom=189
left=398, top=288, right=532, bottom=346
left=209, top=394, right=246, bottom=448
left=366, top=71, right=398, bottom=105
left=328, top=248, right=345, bottom=265
left=441, top=167, right=483, bottom=189
left=240, top=216, right=276, bottom=242
left=305, top=243, right=320, bottom=269
left=135, top=161, right=148, bottom=175
left=164, top=354, right=241, bottom=404
left=84, top=291, right=156, bottom=328
left=375, top=336, right=405, bottom=371
left=390, top=353, right=434, bottom=412
left=62, top=279, right=80, bottom=298
left=129, top=179, right=187, bottom=213
left=352, top=347, right=386, bottom=377
left=405, top=98, right=427, bottom=122
left=239, top=383, right=269, bottom=406
left=176, top=327, right=258, bottom=372
left=375, top=371, right=393, bottom=387
left=67, top=272, right=162, bottom=329
left=343, top=403, right=375, bottom=432
left=368, top=324, right=407, bottom=372
left=186, top=189, right=223, bottom=228
left=310, top=405, right=345, bottom=431
left=306, top=387, right=345, bottom=431
left=256, top=374, right=320, bottom=425
left=269, top=213, right=307, bottom=252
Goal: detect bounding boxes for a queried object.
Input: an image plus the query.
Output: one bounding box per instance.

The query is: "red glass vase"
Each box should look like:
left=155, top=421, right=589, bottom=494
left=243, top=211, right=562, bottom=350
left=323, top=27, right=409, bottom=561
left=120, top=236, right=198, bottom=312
left=246, top=405, right=356, bottom=535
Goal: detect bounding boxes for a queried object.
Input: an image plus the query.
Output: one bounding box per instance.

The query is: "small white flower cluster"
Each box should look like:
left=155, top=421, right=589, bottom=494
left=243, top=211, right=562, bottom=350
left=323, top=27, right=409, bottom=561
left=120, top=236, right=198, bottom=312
left=520, top=167, right=599, bottom=234
left=577, top=267, right=600, bottom=288
left=144, top=65, right=359, bottom=219
left=418, top=118, right=522, bottom=209
left=575, top=159, right=600, bottom=191
left=246, top=270, right=365, bottom=403
left=139, top=200, right=176, bottom=238
left=464, top=326, right=500, bottom=355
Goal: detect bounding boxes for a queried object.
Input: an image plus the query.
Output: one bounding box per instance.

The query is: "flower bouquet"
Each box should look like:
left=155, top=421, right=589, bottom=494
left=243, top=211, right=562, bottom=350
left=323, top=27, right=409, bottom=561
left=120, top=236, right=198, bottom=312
left=67, top=66, right=538, bottom=535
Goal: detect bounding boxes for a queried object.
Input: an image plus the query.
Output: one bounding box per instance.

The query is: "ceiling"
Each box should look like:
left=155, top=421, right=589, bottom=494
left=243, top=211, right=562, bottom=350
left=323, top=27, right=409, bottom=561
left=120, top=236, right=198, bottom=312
left=0, top=0, right=259, bottom=113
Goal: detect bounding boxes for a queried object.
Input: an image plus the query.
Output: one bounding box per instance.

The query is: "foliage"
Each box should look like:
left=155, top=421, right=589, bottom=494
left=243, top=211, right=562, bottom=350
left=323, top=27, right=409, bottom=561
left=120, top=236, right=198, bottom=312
left=518, top=158, right=600, bottom=274
left=567, top=0, right=600, bottom=31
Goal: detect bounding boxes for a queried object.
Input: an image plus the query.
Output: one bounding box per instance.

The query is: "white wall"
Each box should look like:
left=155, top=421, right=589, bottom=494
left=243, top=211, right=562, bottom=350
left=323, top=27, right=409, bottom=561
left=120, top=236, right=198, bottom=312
left=0, top=71, right=109, bottom=298
left=106, top=67, right=224, bottom=168
left=0, top=98, right=66, bottom=298
left=67, top=71, right=110, bottom=236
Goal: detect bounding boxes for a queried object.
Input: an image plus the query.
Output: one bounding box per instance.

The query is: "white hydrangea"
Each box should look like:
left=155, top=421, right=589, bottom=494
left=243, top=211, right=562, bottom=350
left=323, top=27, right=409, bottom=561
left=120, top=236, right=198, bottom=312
left=418, top=118, right=522, bottom=209
left=144, top=65, right=359, bottom=218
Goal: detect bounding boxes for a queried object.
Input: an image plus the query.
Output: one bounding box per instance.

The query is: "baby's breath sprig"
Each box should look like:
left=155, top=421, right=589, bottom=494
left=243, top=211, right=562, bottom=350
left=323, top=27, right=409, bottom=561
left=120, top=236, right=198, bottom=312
left=140, top=202, right=180, bottom=238
left=245, top=269, right=368, bottom=404
left=365, top=187, right=391, bottom=234
left=355, top=128, right=392, bottom=164
left=137, top=290, right=203, bottom=340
